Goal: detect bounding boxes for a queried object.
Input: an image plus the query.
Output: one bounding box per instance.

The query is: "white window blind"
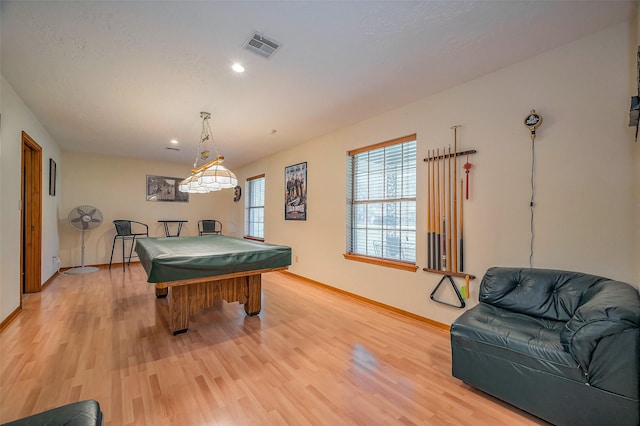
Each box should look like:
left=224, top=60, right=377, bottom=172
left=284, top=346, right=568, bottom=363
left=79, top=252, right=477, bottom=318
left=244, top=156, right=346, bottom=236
left=347, top=135, right=416, bottom=263
left=245, top=175, right=265, bottom=239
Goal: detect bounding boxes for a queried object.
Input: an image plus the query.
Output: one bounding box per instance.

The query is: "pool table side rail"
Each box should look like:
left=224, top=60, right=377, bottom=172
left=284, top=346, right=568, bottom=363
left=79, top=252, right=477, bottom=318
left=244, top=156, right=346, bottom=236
left=154, top=266, right=289, bottom=289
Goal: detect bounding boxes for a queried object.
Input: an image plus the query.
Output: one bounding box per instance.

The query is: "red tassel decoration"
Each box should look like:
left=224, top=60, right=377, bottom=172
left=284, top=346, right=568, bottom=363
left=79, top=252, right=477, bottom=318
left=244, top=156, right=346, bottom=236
left=464, top=155, right=472, bottom=200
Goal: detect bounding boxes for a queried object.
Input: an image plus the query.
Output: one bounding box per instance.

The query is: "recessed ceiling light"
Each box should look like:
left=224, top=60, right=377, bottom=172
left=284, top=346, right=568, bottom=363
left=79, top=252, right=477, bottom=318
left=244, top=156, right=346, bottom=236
left=170, top=139, right=179, bottom=145
left=232, top=63, right=245, bottom=73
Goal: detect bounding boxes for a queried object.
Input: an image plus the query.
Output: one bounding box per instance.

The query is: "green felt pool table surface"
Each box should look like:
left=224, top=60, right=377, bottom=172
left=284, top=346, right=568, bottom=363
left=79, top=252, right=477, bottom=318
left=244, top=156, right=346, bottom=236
left=135, top=235, right=292, bottom=283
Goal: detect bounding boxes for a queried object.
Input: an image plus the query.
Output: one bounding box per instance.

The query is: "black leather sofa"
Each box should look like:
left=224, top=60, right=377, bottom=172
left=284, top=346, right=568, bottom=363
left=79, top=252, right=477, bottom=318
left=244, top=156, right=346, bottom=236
left=1, top=400, right=103, bottom=426
left=450, top=267, right=640, bottom=426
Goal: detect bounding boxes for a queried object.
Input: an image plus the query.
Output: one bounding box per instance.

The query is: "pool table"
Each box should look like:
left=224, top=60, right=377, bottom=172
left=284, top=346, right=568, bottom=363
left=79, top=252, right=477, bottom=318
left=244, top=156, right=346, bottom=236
left=135, top=235, right=291, bottom=334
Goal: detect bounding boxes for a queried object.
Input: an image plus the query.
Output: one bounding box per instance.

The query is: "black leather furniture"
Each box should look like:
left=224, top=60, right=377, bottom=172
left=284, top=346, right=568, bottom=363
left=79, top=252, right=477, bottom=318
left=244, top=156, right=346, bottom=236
left=1, top=400, right=103, bottom=425
left=451, top=267, right=640, bottom=426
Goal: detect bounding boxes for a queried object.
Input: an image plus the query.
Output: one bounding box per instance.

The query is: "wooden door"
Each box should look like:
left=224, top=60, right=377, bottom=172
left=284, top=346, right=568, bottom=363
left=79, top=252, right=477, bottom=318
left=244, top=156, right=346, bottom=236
left=21, top=131, right=42, bottom=294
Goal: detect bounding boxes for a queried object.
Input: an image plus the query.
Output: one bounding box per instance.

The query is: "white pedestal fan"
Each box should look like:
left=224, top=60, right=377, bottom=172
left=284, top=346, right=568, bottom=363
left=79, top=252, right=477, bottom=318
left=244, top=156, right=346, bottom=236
left=67, top=205, right=103, bottom=274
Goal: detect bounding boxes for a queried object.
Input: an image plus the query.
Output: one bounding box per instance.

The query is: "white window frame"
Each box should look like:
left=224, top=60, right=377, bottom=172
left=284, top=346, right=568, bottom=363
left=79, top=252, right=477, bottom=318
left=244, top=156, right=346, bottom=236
left=245, top=174, right=265, bottom=241
left=344, top=135, right=417, bottom=272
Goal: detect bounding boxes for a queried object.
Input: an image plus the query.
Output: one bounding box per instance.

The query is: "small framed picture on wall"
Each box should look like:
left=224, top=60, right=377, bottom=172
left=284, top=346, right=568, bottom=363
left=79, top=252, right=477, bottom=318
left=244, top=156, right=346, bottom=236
left=285, top=162, right=307, bottom=220
left=49, top=158, right=56, bottom=196
left=146, top=175, right=189, bottom=202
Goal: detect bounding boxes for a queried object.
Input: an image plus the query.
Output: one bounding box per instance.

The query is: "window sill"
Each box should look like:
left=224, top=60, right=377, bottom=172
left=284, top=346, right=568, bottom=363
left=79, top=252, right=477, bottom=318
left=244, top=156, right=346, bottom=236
left=343, top=253, right=418, bottom=272
left=244, top=236, right=265, bottom=242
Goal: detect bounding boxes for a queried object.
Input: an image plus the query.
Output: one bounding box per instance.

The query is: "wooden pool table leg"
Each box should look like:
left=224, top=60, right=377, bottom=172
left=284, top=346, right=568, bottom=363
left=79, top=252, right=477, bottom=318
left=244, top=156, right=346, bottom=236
left=155, top=286, right=168, bottom=298
left=169, top=285, right=189, bottom=335
left=244, top=274, right=262, bottom=316
left=158, top=274, right=262, bottom=334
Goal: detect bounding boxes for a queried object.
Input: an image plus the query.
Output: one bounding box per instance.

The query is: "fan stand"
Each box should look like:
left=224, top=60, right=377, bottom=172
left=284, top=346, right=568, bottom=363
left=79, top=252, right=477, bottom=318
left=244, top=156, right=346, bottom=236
left=66, top=229, right=99, bottom=274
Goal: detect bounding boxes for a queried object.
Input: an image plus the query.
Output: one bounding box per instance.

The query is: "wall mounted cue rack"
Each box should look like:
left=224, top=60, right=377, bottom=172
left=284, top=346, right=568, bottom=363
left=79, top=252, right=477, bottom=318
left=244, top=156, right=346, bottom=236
left=424, top=149, right=477, bottom=161
left=423, top=126, right=477, bottom=308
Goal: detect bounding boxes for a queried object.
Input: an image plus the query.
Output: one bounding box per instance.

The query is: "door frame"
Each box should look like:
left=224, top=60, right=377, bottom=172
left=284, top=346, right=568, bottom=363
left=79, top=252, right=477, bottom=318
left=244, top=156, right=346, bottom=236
left=21, top=131, right=42, bottom=294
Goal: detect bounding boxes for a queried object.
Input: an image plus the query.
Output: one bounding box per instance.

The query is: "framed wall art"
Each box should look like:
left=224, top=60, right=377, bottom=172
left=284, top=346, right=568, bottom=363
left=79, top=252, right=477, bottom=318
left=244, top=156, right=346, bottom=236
left=49, top=158, right=56, bottom=196
left=146, top=175, right=189, bottom=202
left=285, top=162, right=307, bottom=220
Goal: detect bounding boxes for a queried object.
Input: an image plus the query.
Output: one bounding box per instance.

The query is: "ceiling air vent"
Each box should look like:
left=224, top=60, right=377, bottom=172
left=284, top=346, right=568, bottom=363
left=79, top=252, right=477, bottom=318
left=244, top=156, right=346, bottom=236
left=243, top=32, right=281, bottom=59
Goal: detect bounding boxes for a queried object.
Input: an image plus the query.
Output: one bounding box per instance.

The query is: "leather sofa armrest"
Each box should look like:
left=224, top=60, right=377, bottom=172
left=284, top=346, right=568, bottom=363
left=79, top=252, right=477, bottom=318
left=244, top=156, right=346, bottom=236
left=560, top=281, right=640, bottom=375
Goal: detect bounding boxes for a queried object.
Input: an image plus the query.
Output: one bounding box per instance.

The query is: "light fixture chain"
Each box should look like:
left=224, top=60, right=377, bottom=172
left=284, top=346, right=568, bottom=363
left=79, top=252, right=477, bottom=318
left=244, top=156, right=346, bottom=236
left=204, top=116, right=220, bottom=159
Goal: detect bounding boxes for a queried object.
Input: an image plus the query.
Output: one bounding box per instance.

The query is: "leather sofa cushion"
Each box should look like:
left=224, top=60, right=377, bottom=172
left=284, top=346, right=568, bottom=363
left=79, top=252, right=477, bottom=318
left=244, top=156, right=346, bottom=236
left=480, top=267, right=608, bottom=321
left=1, top=400, right=102, bottom=426
left=451, top=303, right=584, bottom=382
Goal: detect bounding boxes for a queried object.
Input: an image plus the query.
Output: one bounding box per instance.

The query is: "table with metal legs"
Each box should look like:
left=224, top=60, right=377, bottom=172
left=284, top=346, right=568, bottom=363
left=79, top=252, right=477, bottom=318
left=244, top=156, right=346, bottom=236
left=158, top=220, right=188, bottom=237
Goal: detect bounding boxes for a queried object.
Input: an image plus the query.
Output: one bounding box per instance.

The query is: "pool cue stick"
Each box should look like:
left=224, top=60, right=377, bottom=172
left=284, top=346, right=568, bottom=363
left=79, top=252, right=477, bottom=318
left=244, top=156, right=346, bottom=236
left=430, top=150, right=436, bottom=269
left=441, top=146, right=447, bottom=271
left=459, top=179, right=464, bottom=272
left=426, top=150, right=432, bottom=269
left=435, top=148, right=441, bottom=270
left=441, top=217, right=447, bottom=270
left=447, top=145, right=452, bottom=272
left=439, top=148, right=445, bottom=270
left=441, top=147, right=449, bottom=271
left=451, top=125, right=459, bottom=273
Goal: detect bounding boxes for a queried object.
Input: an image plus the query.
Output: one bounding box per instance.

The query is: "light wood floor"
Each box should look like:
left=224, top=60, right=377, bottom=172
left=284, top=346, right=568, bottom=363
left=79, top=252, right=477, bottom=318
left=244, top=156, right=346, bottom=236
left=0, top=266, right=546, bottom=425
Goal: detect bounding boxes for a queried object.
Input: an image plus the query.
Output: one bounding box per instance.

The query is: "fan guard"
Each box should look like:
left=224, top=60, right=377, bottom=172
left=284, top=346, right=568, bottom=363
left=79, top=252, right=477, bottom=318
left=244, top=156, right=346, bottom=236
left=67, top=205, right=103, bottom=274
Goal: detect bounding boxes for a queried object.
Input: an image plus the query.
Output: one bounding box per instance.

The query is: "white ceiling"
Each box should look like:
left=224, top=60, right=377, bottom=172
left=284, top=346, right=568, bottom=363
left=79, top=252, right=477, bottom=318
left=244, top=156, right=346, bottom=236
left=1, top=1, right=635, bottom=169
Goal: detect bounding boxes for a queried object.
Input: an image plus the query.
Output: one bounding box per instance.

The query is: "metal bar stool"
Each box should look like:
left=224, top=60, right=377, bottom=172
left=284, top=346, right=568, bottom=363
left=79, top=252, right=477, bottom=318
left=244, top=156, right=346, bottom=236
left=109, top=220, right=148, bottom=271
left=198, top=220, right=222, bottom=235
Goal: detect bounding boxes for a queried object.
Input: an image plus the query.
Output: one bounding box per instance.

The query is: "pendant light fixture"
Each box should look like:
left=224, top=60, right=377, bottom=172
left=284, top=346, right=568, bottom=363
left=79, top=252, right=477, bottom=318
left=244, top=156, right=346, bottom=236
left=179, top=112, right=237, bottom=194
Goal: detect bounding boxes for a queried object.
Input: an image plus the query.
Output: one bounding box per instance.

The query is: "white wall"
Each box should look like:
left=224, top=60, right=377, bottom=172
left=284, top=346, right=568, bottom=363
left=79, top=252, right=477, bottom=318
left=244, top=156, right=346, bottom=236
left=59, top=151, right=234, bottom=268
left=233, top=22, right=638, bottom=325
left=1, top=76, right=62, bottom=321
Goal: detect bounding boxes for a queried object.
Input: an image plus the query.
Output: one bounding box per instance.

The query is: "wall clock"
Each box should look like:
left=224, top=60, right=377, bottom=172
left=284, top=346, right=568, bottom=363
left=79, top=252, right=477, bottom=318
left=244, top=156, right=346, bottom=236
left=524, top=109, right=542, bottom=130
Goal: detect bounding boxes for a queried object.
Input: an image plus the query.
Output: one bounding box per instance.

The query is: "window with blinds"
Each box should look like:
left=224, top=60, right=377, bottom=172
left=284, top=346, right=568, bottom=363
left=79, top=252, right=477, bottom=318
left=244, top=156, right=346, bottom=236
left=346, top=135, right=417, bottom=267
left=245, top=174, right=265, bottom=240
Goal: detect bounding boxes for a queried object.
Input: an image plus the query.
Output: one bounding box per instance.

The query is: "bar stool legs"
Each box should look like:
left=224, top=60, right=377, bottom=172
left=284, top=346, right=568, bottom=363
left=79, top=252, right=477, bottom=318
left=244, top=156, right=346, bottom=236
left=109, top=235, right=137, bottom=271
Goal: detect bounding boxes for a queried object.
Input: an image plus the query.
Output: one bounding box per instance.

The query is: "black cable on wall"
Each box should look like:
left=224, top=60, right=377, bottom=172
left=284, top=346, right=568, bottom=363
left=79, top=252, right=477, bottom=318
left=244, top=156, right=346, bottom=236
left=529, top=138, right=536, bottom=268
left=523, top=109, right=542, bottom=268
